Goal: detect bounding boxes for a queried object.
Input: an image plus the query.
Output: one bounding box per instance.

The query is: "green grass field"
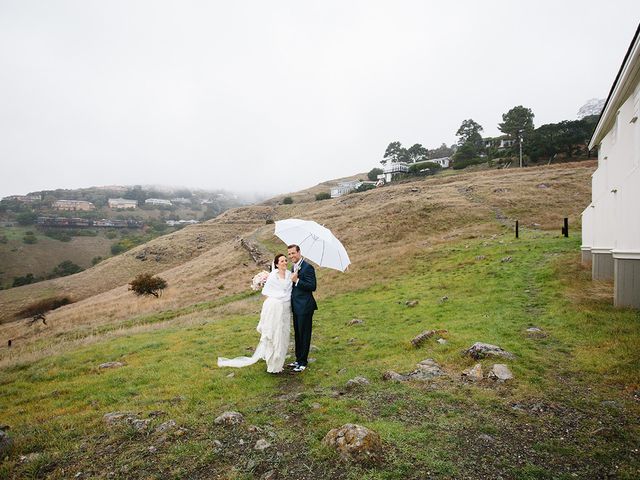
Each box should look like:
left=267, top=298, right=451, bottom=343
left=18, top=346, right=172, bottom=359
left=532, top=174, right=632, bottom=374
left=1, top=232, right=638, bottom=479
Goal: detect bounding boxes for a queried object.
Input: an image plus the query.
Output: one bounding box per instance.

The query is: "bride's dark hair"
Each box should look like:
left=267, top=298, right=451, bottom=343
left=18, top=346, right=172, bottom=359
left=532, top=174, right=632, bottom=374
left=272, top=253, right=285, bottom=271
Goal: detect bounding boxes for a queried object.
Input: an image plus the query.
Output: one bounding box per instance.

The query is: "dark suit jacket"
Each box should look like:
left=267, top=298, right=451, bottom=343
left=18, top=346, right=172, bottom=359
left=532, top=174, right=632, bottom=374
left=291, top=260, right=318, bottom=315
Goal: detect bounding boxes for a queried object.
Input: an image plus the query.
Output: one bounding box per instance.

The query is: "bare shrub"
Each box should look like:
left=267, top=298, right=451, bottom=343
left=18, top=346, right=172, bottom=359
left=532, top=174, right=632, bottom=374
left=16, top=296, right=73, bottom=324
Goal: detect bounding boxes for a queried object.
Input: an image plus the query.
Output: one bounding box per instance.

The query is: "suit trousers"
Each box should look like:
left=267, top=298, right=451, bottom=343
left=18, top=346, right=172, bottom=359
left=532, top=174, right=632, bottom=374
left=293, top=309, right=313, bottom=366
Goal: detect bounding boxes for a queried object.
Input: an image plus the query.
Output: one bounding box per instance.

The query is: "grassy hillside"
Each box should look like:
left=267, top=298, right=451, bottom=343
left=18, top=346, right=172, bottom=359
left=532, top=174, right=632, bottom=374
left=1, top=160, right=638, bottom=479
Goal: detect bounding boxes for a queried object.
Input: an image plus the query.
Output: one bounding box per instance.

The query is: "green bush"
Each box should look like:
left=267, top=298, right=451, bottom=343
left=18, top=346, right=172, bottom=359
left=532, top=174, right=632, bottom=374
left=12, top=273, right=39, bottom=287
left=105, top=230, right=118, bottom=239
left=129, top=273, right=168, bottom=298
left=23, top=233, right=37, bottom=244
left=452, top=157, right=485, bottom=170
left=43, top=230, right=72, bottom=242
left=15, top=212, right=37, bottom=226
left=49, top=260, right=83, bottom=278
left=92, top=256, right=103, bottom=265
left=283, top=197, right=293, bottom=205
left=315, top=192, right=331, bottom=201
left=367, top=168, right=383, bottom=181
left=0, top=235, right=7, bottom=244
left=354, top=183, right=375, bottom=193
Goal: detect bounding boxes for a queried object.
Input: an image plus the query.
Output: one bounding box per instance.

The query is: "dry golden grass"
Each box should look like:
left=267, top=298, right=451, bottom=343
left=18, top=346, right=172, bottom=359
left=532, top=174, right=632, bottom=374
left=0, top=161, right=596, bottom=367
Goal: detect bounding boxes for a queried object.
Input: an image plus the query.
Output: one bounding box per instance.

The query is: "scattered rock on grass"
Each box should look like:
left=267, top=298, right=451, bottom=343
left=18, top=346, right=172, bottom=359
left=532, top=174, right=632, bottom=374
left=155, top=420, right=177, bottom=434
left=501, top=256, right=512, bottom=263
left=488, top=364, right=513, bottom=381
left=405, top=300, right=419, bottom=307
left=348, top=318, right=364, bottom=326
left=461, top=363, right=483, bottom=382
left=214, top=411, right=244, bottom=426
left=437, top=338, right=447, bottom=345
left=254, top=438, right=271, bottom=451
left=411, top=329, right=448, bottom=348
left=103, top=412, right=138, bottom=426
left=414, top=359, right=446, bottom=378
left=98, top=361, right=125, bottom=369
left=322, top=424, right=383, bottom=464
left=261, top=470, right=277, bottom=480
left=382, top=370, right=406, bottom=382
left=464, top=342, right=515, bottom=360
left=345, top=377, right=370, bottom=390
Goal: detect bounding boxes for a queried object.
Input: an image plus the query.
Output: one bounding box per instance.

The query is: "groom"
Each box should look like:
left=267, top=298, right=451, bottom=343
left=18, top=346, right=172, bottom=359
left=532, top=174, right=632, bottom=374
left=287, top=244, right=317, bottom=373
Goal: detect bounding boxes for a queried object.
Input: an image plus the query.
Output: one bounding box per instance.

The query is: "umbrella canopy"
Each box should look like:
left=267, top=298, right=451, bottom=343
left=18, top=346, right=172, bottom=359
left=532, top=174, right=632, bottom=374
left=274, top=219, right=351, bottom=272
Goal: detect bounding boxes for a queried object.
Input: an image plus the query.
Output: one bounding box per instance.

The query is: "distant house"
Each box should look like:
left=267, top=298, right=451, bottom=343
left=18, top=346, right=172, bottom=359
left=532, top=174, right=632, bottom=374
left=171, top=197, right=192, bottom=205
left=2, top=194, right=41, bottom=203
left=582, top=23, right=640, bottom=308
left=166, top=219, right=199, bottom=226
left=53, top=200, right=95, bottom=211
left=331, top=181, right=363, bottom=198
left=145, top=198, right=172, bottom=206
left=382, top=162, right=409, bottom=183
left=429, top=157, right=451, bottom=168
left=483, top=136, right=516, bottom=150
left=108, top=198, right=138, bottom=209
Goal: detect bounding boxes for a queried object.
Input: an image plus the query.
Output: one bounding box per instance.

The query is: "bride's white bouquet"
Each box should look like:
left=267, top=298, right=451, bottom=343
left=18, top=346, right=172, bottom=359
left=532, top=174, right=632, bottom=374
left=251, top=270, right=270, bottom=291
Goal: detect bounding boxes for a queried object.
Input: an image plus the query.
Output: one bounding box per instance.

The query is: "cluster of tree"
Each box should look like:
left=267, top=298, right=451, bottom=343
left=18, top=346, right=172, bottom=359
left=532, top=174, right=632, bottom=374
left=381, top=142, right=455, bottom=165
left=451, top=105, right=597, bottom=168
left=525, top=116, right=598, bottom=162
left=378, top=104, right=598, bottom=172
left=11, top=260, right=83, bottom=287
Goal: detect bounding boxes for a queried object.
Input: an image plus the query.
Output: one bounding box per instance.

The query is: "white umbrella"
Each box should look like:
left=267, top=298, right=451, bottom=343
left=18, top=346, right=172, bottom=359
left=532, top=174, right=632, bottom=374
left=274, top=219, right=351, bottom=272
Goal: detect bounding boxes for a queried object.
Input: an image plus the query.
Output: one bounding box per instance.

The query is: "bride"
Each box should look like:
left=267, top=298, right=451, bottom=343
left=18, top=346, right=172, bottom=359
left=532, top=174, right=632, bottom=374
left=217, top=253, right=292, bottom=373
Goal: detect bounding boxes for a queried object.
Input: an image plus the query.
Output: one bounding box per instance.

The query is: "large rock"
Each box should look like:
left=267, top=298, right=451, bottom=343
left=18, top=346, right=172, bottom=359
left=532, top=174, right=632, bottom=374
left=382, top=370, right=406, bottom=382
left=411, top=359, right=446, bottom=379
left=464, top=342, right=515, bottom=360
left=214, top=411, right=245, bottom=426
left=488, top=364, right=513, bottom=381
left=345, top=376, right=370, bottom=390
left=322, top=424, right=383, bottom=464
left=411, top=330, right=448, bottom=348
left=461, top=363, right=483, bottom=381
left=382, top=359, right=446, bottom=383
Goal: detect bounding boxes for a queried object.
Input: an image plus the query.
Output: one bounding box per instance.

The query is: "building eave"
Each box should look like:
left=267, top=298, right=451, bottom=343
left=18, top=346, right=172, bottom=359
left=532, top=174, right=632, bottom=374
left=589, top=23, right=640, bottom=150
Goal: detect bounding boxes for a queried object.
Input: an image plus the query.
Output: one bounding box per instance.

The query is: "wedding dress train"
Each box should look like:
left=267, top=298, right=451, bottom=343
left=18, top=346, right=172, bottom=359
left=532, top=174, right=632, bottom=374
left=217, top=271, right=292, bottom=373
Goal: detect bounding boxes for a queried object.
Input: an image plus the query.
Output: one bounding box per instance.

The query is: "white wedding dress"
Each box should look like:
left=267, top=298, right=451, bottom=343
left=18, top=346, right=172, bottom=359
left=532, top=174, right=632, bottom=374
left=217, top=269, right=292, bottom=373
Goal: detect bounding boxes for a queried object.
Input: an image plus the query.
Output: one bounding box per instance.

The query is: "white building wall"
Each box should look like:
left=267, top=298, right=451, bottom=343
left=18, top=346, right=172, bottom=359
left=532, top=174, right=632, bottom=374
left=594, top=83, right=640, bottom=258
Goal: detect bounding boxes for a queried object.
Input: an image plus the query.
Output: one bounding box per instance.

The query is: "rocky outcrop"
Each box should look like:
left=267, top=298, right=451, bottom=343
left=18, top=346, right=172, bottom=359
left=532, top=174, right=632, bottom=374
left=464, top=342, right=515, bottom=360
left=214, top=411, right=245, bottom=426
left=322, top=424, right=383, bottom=464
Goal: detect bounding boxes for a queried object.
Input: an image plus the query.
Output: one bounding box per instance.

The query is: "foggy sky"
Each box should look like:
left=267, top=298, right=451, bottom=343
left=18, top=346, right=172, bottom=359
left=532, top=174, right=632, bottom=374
left=1, top=1, right=639, bottom=199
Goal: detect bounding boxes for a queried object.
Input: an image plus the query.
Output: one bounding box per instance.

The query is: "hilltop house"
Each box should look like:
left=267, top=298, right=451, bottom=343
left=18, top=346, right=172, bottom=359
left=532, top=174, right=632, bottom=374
left=53, top=200, right=95, bottom=211
left=145, top=198, right=172, bottom=206
left=108, top=198, right=138, bottom=209
left=331, top=181, right=363, bottom=198
left=483, top=136, right=516, bottom=150
left=582, top=23, right=640, bottom=308
left=429, top=157, right=451, bottom=168
left=381, top=162, right=409, bottom=183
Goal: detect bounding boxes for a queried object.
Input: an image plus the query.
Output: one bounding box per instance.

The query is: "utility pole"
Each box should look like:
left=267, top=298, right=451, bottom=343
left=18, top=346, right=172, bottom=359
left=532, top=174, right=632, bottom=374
left=518, top=129, right=524, bottom=168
